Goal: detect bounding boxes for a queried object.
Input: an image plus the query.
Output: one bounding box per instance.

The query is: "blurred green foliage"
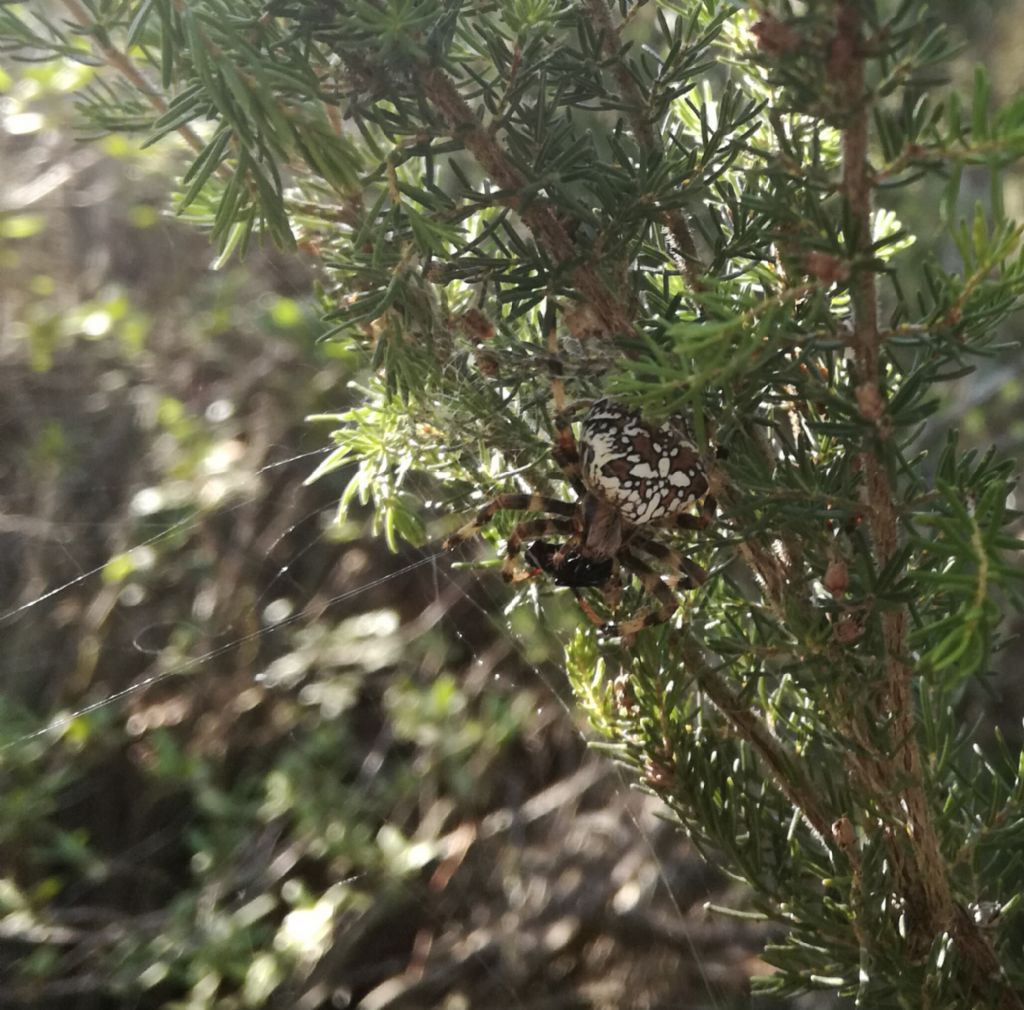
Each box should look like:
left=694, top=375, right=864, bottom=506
left=0, top=51, right=547, bottom=1010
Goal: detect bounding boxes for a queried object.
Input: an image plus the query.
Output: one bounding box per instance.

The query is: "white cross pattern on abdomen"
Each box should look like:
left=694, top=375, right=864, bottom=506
left=579, top=399, right=707, bottom=526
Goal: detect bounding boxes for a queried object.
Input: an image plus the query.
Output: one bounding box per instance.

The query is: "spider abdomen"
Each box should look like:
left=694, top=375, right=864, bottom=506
left=579, top=399, right=707, bottom=525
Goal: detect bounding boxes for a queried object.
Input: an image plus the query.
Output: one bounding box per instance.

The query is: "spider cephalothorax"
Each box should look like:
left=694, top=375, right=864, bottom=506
left=444, top=398, right=712, bottom=637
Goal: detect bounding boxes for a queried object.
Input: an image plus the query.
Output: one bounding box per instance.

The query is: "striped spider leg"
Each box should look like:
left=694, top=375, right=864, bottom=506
left=595, top=534, right=711, bottom=639
left=443, top=494, right=580, bottom=579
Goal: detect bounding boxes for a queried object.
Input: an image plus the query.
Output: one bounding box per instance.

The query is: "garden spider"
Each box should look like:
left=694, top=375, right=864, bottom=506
left=443, top=397, right=712, bottom=638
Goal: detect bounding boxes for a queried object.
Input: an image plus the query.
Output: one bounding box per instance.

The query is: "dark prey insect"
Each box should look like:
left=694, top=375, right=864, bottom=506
left=444, top=398, right=712, bottom=637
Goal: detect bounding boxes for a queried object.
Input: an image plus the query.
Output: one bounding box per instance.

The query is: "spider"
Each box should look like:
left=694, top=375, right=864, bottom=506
left=443, top=397, right=712, bottom=637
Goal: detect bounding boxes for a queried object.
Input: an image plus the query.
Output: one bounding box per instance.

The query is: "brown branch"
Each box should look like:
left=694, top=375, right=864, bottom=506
left=585, top=0, right=656, bottom=151
left=835, top=6, right=1022, bottom=1005
left=586, top=0, right=704, bottom=291
left=838, top=0, right=946, bottom=935
left=416, top=64, right=637, bottom=338
left=60, top=0, right=207, bottom=158
left=874, top=137, right=1024, bottom=183
left=679, top=634, right=836, bottom=849
left=286, top=198, right=362, bottom=228
left=836, top=0, right=935, bottom=894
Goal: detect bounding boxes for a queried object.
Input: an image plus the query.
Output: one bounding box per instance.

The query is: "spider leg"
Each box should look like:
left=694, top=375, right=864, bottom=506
left=444, top=494, right=577, bottom=550
left=504, top=517, right=576, bottom=581
left=571, top=588, right=610, bottom=629
left=562, top=561, right=623, bottom=630
left=655, top=494, right=718, bottom=534
left=628, top=533, right=708, bottom=589
left=505, top=517, right=621, bottom=633
left=545, top=299, right=590, bottom=499
left=551, top=417, right=587, bottom=499
left=609, top=550, right=680, bottom=639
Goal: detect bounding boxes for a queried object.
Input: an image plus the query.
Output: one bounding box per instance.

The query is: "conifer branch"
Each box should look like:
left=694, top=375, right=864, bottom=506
left=59, top=0, right=208, bottom=159
left=680, top=634, right=835, bottom=846
left=586, top=0, right=704, bottom=292
left=416, top=63, right=638, bottom=338
left=836, top=6, right=1020, bottom=1004
left=836, top=0, right=947, bottom=935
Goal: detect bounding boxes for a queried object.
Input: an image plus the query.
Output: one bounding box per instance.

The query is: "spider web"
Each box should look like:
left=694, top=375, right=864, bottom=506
left=0, top=430, right=751, bottom=1009
left=0, top=88, right=744, bottom=1002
